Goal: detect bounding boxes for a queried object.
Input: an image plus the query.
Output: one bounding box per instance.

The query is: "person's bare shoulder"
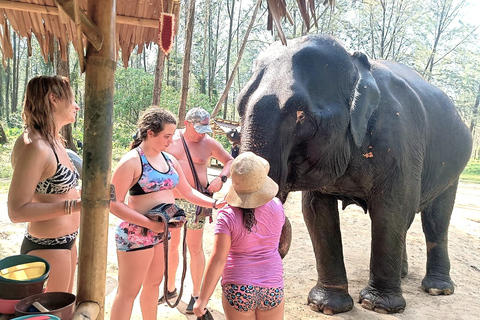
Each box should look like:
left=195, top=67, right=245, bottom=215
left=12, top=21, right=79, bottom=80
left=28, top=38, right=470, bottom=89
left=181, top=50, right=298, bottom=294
left=166, top=129, right=184, bottom=158
left=205, top=135, right=232, bottom=158
left=11, top=131, right=51, bottom=167
left=114, top=148, right=142, bottom=173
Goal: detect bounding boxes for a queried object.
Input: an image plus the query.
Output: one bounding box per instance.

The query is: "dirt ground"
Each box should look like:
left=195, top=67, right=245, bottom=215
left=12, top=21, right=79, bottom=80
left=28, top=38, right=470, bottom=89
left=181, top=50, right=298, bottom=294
left=1, top=171, right=479, bottom=320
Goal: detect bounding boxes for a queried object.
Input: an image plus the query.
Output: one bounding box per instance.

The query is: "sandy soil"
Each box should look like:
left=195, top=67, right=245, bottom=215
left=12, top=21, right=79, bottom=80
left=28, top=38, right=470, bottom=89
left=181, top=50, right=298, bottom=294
left=1, top=171, right=479, bottom=320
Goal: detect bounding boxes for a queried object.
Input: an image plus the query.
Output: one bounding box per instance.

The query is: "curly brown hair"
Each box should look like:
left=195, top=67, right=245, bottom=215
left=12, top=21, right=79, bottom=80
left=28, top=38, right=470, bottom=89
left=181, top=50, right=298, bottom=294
left=22, top=75, right=73, bottom=149
left=241, top=208, right=257, bottom=232
left=130, top=106, right=177, bottom=149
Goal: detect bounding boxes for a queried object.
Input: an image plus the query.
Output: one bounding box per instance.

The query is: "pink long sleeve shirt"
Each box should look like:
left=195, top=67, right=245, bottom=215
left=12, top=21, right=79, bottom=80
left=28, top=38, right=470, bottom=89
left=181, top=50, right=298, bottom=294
left=215, top=197, right=285, bottom=288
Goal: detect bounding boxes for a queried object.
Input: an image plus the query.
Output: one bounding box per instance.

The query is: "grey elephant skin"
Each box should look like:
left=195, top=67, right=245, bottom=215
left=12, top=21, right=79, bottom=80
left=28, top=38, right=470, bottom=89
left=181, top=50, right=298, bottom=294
left=237, top=35, right=473, bottom=314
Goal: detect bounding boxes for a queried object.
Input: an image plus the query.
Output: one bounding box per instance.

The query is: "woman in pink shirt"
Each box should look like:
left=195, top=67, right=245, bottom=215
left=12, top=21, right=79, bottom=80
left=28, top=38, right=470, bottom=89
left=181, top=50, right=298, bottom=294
left=194, top=152, right=285, bottom=319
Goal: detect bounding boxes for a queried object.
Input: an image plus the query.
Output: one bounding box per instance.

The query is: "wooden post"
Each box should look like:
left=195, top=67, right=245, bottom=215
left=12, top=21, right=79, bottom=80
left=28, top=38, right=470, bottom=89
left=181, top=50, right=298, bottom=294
left=72, top=301, right=101, bottom=320
left=76, top=0, right=116, bottom=319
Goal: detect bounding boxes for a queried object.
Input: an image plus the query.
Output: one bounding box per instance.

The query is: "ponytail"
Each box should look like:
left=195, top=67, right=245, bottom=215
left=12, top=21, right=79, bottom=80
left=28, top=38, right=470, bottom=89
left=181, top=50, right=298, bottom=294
left=130, top=130, right=142, bottom=150
left=241, top=208, right=257, bottom=232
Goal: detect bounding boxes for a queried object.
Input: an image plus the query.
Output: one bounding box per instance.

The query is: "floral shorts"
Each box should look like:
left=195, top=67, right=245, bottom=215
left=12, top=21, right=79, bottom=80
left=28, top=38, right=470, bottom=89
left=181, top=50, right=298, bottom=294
left=222, top=284, right=284, bottom=312
left=115, top=221, right=168, bottom=252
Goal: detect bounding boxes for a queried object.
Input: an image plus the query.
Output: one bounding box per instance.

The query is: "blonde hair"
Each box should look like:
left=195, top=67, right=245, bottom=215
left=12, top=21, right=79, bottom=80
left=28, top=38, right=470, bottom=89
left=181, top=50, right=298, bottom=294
left=22, top=75, right=73, bottom=149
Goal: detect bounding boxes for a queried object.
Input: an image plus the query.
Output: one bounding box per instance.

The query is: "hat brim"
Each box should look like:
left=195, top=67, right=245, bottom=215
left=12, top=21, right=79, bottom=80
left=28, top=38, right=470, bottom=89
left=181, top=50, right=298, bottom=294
left=225, top=175, right=279, bottom=209
left=193, top=124, right=213, bottom=134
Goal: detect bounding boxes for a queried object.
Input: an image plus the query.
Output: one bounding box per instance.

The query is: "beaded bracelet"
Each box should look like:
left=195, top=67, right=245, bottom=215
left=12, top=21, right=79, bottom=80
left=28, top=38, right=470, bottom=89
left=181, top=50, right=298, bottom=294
left=213, top=199, right=218, bottom=210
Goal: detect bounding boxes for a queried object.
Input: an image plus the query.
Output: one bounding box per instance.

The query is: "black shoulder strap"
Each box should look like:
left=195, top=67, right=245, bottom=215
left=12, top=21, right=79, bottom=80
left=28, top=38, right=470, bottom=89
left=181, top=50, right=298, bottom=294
left=52, top=147, right=60, bottom=164
left=180, top=132, right=202, bottom=191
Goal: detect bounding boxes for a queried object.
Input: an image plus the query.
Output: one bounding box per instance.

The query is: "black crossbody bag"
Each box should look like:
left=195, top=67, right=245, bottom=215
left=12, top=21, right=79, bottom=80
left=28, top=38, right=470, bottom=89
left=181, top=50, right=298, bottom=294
left=181, top=133, right=213, bottom=223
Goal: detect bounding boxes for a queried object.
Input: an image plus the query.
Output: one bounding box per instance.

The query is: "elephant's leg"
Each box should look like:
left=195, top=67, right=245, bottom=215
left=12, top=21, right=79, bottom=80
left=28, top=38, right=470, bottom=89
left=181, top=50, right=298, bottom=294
left=302, top=191, right=353, bottom=315
left=359, top=200, right=414, bottom=314
left=420, top=181, right=457, bottom=295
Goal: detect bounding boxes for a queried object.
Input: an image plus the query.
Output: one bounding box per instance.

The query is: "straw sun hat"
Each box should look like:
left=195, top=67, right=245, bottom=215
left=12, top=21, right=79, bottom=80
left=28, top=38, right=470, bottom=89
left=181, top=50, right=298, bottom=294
left=225, top=152, right=279, bottom=208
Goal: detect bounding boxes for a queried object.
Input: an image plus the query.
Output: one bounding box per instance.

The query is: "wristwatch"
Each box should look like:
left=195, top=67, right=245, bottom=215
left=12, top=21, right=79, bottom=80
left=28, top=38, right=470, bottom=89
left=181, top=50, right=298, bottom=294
left=219, top=174, right=228, bottom=183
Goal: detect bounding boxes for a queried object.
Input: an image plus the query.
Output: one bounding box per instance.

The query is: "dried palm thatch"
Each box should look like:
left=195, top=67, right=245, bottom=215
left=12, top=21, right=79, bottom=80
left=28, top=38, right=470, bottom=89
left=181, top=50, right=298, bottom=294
left=0, top=0, right=334, bottom=68
left=0, top=0, right=180, bottom=68
left=267, top=0, right=335, bottom=45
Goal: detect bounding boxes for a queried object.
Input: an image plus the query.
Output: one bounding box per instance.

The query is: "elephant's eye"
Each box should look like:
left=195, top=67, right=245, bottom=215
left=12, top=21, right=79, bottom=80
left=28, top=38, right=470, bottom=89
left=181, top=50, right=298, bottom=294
left=296, top=110, right=306, bottom=123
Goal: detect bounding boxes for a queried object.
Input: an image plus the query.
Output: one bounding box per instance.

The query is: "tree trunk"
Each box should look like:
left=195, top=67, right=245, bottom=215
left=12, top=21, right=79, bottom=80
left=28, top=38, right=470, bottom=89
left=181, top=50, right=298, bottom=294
left=178, top=0, right=196, bottom=127
left=5, top=59, right=10, bottom=121
left=55, top=42, right=77, bottom=152
left=24, top=57, right=30, bottom=97
left=12, top=33, right=17, bottom=113
left=211, top=0, right=261, bottom=118
left=470, top=82, right=480, bottom=134
left=199, top=0, right=210, bottom=95
left=152, top=48, right=166, bottom=106
left=209, top=2, right=222, bottom=100
left=0, top=123, right=7, bottom=144
left=0, top=63, right=4, bottom=118
left=223, top=0, right=236, bottom=118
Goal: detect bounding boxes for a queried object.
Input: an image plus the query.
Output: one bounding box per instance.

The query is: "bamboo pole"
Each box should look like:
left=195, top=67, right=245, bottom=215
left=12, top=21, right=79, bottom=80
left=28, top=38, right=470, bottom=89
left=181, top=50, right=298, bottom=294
left=76, top=0, right=116, bottom=319
left=72, top=301, right=101, bottom=320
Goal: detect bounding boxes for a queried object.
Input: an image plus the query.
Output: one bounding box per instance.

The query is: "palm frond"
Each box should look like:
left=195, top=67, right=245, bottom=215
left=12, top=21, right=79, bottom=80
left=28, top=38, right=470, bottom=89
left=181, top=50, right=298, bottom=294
left=267, top=0, right=334, bottom=45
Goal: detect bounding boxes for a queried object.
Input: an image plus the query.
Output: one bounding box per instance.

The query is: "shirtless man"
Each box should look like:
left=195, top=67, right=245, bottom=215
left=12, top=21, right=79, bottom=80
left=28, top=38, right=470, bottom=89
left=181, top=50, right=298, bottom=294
left=161, top=107, right=233, bottom=313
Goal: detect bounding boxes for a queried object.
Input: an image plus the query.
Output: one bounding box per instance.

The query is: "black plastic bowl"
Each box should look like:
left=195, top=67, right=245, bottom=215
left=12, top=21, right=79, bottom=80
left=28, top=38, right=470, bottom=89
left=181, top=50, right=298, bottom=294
left=0, top=276, right=48, bottom=300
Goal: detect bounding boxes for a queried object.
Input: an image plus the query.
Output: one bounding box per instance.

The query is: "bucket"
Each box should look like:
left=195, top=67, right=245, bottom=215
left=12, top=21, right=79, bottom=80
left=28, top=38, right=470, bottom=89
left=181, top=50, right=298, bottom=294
left=15, top=292, right=76, bottom=320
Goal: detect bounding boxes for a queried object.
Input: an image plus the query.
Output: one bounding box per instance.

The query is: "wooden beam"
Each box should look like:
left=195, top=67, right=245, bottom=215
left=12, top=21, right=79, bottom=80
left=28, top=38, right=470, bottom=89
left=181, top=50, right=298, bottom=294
left=0, top=0, right=159, bottom=28
left=54, top=0, right=103, bottom=50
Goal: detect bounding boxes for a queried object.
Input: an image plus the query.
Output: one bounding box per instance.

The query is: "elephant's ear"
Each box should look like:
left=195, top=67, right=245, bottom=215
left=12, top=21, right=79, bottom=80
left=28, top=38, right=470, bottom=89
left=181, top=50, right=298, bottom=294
left=350, top=52, right=380, bottom=147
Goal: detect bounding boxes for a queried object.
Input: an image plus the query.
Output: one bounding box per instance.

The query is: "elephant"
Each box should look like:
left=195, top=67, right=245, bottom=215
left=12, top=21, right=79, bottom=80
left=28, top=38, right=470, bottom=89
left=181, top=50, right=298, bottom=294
left=236, top=35, right=473, bottom=314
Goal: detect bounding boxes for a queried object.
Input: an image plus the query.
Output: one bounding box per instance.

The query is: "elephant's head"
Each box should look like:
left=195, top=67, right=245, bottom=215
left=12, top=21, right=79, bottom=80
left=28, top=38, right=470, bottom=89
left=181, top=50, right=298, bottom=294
left=237, top=35, right=380, bottom=198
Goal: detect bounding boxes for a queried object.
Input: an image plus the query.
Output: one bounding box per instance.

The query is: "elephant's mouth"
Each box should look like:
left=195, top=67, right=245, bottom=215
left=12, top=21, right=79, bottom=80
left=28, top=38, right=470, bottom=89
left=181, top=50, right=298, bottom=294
left=276, top=181, right=294, bottom=203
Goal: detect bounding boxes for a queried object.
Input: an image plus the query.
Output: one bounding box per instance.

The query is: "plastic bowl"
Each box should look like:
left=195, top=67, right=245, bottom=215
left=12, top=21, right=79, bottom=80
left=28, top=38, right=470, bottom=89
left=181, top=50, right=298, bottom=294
left=0, top=275, right=48, bottom=300
left=15, top=292, right=76, bottom=320
left=1, top=261, right=47, bottom=281
left=0, top=255, right=50, bottom=283
left=0, top=297, right=21, bottom=314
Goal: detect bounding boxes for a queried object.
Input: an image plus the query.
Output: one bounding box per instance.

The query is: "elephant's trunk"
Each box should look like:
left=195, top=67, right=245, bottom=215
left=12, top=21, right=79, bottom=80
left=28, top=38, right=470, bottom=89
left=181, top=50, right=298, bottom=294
left=240, top=121, right=290, bottom=200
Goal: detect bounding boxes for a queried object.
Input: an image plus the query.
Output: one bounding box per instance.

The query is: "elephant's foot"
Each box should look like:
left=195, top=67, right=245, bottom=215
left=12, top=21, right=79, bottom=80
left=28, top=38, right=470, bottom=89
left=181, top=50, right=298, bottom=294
left=421, top=274, right=454, bottom=295
left=359, top=285, right=406, bottom=314
left=307, top=285, right=353, bottom=315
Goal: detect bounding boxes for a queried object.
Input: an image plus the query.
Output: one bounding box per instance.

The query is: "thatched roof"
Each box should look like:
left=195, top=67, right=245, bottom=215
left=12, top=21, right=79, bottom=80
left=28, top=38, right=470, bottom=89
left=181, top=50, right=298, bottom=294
left=0, top=0, right=334, bottom=68
left=0, top=0, right=180, bottom=68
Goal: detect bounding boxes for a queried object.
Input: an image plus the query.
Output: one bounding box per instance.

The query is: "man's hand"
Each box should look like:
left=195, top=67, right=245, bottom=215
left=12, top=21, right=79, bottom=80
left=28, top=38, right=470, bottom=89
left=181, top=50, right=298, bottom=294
left=207, top=176, right=224, bottom=193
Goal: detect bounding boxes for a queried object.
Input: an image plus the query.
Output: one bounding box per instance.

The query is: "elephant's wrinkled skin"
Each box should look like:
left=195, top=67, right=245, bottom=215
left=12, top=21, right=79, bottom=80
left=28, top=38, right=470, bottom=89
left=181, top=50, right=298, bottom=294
left=237, top=35, right=473, bottom=314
